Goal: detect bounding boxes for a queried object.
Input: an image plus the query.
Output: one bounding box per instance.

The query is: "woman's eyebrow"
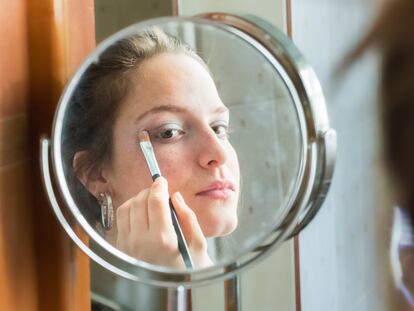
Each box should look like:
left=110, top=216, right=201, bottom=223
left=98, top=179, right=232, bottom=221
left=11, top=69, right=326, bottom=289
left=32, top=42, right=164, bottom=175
left=213, top=106, right=229, bottom=114
left=135, top=105, right=229, bottom=124
left=134, top=105, right=187, bottom=124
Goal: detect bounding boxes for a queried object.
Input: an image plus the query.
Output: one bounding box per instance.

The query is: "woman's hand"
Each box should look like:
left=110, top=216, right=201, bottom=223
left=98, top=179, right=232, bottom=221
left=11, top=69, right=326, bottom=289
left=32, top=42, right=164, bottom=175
left=171, top=189, right=213, bottom=268
left=115, top=177, right=212, bottom=269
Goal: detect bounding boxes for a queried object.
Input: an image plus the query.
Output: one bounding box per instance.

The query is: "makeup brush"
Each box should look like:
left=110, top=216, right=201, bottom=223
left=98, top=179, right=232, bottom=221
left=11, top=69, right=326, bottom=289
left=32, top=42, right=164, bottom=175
left=138, top=131, right=194, bottom=269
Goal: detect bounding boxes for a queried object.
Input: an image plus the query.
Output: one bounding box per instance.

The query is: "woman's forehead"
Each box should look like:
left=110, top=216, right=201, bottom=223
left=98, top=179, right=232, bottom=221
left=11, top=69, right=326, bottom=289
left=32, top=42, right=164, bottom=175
left=122, top=53, right=224, bottom=115
left=136, top=53, right=214, bottom=92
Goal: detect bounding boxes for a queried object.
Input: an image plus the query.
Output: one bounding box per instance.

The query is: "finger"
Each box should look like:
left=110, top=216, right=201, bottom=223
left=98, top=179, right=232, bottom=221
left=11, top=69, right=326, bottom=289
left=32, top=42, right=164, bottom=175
left=147, top=177, right=173, bottom=230
left=129, top=188, right=150, bottom=234
left=171, top=192, right=206, bottom=248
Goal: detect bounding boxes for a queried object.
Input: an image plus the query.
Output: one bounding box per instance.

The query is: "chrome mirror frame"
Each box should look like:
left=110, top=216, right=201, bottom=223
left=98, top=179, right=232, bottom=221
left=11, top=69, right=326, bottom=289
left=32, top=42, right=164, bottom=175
left=40, top=14, right=336, bottom=288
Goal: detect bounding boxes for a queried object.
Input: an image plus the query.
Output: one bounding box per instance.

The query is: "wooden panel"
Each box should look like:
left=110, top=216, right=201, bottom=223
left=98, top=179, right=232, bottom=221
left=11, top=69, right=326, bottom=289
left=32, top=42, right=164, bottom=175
left=0, top=0, right=95, bottom=310
left=0, top=163, right=38, bottom=310
left=286, top=0, right=292, bottom=38
left=0, top=1, right=37, bottom=310
left=0, top=115, right=28, bottom=167
left=27, top=1, right=95, bottom=310
left=0, top=0, right=29, bottom=118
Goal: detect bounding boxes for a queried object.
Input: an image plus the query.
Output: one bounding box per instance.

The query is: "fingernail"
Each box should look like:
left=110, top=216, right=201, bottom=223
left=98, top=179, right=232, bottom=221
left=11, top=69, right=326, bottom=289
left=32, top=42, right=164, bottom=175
left=155, top=176, right=167, bottom=186
left=175, top=192, right=184, bottom=202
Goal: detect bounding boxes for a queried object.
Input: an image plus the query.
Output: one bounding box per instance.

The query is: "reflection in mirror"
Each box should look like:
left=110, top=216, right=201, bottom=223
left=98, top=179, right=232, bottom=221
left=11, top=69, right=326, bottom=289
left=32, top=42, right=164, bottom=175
left=60, top=20, right=302, bottom=271
left=65, top=27, right=240, bottom=269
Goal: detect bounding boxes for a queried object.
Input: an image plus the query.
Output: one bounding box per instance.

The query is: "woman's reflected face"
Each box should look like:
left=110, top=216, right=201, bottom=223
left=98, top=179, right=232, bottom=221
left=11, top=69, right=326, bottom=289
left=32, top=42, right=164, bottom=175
left=104, top=53, right=240, bottom=237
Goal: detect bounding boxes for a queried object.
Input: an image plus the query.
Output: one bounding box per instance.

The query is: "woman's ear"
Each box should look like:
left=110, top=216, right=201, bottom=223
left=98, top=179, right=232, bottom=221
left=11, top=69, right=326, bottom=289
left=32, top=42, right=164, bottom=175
left=73, top=151, right=110, bottom=197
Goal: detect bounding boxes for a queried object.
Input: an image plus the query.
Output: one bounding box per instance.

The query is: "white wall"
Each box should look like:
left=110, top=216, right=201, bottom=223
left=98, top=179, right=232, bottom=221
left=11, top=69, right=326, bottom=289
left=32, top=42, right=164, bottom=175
left=291, top=1, right=398, bottom=310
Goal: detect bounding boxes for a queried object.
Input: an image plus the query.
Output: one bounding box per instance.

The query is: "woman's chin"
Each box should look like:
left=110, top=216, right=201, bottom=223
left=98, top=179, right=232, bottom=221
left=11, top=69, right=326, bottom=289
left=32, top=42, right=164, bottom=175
left=201, top=216, right=238, bottom=238
left=191, top=196, right=239, bottom=237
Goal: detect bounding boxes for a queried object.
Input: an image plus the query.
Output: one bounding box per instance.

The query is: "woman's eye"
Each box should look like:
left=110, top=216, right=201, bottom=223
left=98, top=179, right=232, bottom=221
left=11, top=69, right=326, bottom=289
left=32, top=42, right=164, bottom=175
left=212, top=124, right=229, bottom=138
left=153, top=126, right=185, bottom=141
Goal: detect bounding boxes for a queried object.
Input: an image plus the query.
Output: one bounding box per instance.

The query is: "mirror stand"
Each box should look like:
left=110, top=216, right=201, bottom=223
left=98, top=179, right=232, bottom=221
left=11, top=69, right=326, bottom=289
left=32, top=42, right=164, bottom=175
left=166, top=276, right=241, bottom=311
left=167, top=286, right=188, bottom=311
left=224, top=275, right=241, bottom=311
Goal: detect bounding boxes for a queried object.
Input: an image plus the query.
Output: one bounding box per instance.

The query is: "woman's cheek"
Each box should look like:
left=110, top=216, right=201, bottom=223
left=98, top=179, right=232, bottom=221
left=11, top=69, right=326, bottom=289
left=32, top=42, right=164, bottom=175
left=156, top=147, right=188, bottom=192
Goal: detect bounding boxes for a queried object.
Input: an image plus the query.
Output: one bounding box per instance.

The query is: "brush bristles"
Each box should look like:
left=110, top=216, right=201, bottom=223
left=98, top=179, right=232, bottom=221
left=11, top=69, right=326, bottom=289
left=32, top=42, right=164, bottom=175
left=138, top=130, right=150, bottom=143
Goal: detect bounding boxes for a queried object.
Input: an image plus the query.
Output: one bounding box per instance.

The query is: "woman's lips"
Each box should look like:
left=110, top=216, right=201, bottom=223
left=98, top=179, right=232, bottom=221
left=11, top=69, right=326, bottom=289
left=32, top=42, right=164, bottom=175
left=196, top=181, right=236, bottom=200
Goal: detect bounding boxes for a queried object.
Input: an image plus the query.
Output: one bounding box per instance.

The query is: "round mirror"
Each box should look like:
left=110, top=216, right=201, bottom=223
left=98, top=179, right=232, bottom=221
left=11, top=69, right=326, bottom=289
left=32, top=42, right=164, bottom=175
left=40, top=14, right=336, bottom=287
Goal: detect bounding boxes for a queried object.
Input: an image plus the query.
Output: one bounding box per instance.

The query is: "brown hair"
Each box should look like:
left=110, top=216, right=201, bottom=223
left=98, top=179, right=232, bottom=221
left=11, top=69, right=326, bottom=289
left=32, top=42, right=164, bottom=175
left=341, top=0, right=414, bottom=224
left=62, top=27, right=206, bottom=227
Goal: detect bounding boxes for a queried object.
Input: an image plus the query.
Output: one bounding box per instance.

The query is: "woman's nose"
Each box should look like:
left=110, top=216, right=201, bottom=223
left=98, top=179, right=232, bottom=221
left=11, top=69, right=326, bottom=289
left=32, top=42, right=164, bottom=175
left=197, top=128, right=228, bottom=169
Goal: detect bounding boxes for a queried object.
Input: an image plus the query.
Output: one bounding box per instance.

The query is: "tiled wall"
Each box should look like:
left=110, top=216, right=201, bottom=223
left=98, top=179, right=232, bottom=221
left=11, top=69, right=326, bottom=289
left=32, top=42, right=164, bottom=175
left=291, top=1, right=400, bottom=310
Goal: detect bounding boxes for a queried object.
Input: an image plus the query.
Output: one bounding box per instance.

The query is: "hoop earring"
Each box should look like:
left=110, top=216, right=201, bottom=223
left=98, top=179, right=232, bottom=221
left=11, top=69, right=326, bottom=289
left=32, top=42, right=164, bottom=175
left=97, top=193, right=113, bottom=231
